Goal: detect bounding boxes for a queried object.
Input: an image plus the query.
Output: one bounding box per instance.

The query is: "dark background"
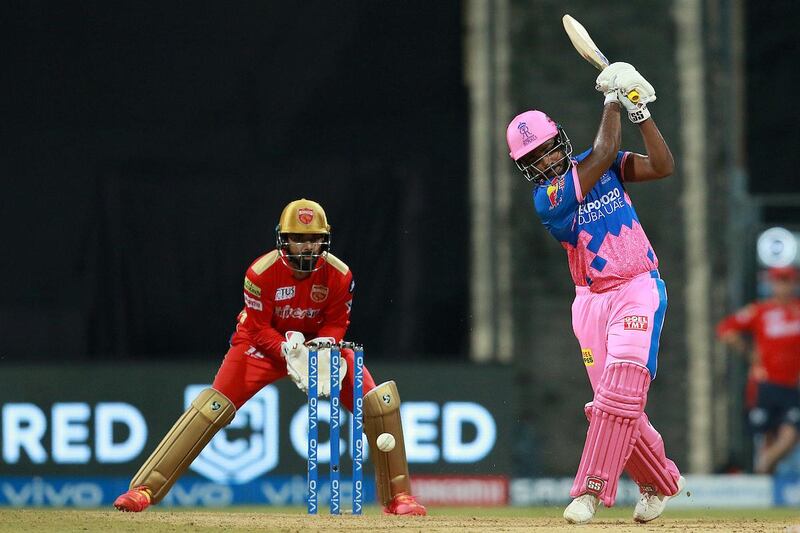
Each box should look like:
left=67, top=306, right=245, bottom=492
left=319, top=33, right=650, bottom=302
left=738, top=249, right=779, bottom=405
left=2, top=2, right=468, bottom=361
left=745, top=1, right=800, bottom=196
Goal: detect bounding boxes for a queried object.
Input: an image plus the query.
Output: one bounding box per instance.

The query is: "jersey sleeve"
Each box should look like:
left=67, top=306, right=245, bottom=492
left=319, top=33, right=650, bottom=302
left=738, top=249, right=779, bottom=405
left=317, top=270, right=353, bottom=341
left=239, top=269, right=285, bottom=357
left=716, top=303, right=758, bottom=337
left=533, top=168, right=580, bottom=231
left=613, top=151, right=630, bottom=182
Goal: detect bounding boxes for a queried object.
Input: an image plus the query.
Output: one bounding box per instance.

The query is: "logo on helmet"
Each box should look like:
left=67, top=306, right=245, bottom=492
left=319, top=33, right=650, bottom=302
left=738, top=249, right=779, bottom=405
left=518, top=122, right=538, bottom=146
left=298, top=208, right=315, bottom=225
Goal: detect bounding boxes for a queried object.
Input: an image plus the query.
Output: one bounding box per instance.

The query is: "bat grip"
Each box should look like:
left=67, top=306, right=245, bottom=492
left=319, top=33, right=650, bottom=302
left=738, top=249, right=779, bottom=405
left=626, top=90, right=640, bottom=104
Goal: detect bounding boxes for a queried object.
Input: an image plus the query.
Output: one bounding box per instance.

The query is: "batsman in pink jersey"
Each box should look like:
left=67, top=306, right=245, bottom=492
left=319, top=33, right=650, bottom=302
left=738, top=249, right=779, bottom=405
left=506, top=62, right=685, bottom=524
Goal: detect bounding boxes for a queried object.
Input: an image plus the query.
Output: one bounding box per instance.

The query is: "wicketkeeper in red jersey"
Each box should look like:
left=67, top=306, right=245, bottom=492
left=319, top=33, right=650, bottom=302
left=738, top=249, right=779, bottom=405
left=717, top=266, right=800, bottom=474
left=114, top=198, right=426, bottom=516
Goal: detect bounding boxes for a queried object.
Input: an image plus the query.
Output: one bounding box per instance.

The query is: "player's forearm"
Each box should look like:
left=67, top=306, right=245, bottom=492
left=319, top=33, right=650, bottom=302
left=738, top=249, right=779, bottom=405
left=638, top=119, right=674, bottom=177
left=592, top=104, right=622, bottom=164
left=251, top=328, right=286, bottom=357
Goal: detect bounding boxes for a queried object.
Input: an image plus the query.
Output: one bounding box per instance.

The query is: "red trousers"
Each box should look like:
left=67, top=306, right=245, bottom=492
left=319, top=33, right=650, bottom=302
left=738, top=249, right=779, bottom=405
left=212, top=342, right=377, bottom=411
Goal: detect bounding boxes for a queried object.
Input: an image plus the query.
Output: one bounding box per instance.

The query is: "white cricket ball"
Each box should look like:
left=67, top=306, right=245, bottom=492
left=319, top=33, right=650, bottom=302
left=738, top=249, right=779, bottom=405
left=376, top=432, right=396, bottom=452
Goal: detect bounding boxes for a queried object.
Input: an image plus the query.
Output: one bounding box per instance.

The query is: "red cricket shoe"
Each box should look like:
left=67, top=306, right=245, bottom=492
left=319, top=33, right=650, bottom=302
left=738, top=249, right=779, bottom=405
left=383, top=492, right=427, bottom=516
left=113, top=486, right=152, bottom=512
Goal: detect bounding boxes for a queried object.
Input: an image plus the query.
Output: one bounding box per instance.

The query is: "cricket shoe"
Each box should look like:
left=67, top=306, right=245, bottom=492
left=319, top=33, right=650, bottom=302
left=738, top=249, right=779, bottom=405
left=113, top=486, right=152, bottom=512
left=383, top=492, right=427, bottom=516
left=563, top=494, right=599, bottom=524
left=633, top=475, right=686, bottom=523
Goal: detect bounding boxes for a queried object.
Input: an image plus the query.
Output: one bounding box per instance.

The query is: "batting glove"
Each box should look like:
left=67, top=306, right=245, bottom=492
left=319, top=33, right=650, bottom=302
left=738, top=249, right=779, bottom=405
left=596, top=62, right=636, bottom=96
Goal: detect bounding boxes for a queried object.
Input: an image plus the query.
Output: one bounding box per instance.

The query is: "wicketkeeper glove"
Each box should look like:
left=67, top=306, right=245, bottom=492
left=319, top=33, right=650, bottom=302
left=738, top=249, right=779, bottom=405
left=280, top=332, right=348, bottom=397
left=281, top=331, right=309, bottom=393
left=306, top=337, right=348, bottom=397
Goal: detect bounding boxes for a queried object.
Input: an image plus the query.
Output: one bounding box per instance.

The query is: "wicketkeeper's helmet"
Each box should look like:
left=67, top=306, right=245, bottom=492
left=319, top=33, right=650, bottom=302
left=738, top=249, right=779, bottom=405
left=275, top=198, right=331, bottom=272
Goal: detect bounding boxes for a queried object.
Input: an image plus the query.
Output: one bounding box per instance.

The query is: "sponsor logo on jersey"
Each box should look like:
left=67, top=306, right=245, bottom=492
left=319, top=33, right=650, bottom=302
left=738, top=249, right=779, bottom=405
left=273, top=305, right=320, bottom=320
left=275, top=286, right=295, bottom=301
left=298, top=208, right=314, bottom=225
left=244, top=293, right=263, bottom=311
left=581, top=348, right=594, bottom=366
left=311, top=284, right=329, bottom=303
left=623, top=315, right=649, bottom=331
left=546, top=176, right=564, bottom=209
left=586, top=476, right=605, bottom=494
left=577, top=187, right=625, bottom=224
left=244, top=277, right=261, bottom=297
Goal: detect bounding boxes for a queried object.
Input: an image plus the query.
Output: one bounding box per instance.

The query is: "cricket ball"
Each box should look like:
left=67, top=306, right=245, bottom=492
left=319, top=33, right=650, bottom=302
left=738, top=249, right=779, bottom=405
left=376, top=432, right=396, bottom=452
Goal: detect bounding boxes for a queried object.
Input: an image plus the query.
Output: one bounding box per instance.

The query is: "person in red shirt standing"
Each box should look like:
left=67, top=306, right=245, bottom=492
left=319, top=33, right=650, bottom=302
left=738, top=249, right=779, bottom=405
left=717, top=266, right=800, bottom=474
left=114, top=198, right=426, bottom=515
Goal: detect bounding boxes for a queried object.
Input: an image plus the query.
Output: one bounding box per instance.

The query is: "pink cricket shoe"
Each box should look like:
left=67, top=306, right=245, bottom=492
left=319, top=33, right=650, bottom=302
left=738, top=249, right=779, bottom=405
left=383, top=492, right=427, bottom=516
left=113, top=486, right=152, bottom=512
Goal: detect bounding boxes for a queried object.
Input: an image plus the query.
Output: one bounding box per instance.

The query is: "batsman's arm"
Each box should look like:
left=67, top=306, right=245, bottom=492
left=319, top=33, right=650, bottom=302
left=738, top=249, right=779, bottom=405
left=622, top=119, right=675, bottom=182
left=575, top=103, right=622, bottom=197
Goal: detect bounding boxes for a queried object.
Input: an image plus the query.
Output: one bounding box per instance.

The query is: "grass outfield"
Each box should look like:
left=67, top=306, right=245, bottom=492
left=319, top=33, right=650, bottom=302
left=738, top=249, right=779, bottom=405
left=2, top=506, right=799, bottom=532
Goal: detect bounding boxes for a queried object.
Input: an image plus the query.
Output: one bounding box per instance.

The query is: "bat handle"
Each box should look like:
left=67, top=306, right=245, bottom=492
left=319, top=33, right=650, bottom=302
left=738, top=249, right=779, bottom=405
left=626, top=90, right=640, bottom=104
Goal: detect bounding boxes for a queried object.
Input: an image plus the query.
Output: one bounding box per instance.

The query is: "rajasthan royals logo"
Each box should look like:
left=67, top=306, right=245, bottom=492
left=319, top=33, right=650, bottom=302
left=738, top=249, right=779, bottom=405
left=518, top=122, right=537, bottom=146
left=298, top=208, right=314, bottom=225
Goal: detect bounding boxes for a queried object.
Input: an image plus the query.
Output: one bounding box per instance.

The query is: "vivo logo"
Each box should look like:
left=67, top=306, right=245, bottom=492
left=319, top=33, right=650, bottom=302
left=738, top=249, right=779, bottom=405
left=1, top=478, right=103, bottom=506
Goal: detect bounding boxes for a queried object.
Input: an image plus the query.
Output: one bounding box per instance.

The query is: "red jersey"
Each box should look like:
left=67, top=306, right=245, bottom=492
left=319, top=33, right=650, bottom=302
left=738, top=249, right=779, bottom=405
left=717, top=299, right=800, bottom=387
left=230, top=250, right=354, bottom=359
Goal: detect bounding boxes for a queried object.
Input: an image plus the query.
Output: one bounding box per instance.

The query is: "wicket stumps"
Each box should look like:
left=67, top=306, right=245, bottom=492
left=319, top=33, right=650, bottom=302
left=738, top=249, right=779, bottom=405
left=307, top=341, right=364, bottom=515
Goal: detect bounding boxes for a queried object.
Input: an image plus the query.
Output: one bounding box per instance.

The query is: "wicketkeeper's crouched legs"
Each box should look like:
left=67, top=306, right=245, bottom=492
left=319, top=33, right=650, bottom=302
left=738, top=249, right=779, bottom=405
left=571, top=362, right=650, bottom=507
left=120, top=388, right=235, bottom=508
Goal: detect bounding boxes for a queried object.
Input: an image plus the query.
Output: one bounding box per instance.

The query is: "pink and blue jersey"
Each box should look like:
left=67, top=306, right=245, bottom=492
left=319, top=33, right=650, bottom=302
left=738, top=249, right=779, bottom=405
left=535, top=149, right=658, bottom=293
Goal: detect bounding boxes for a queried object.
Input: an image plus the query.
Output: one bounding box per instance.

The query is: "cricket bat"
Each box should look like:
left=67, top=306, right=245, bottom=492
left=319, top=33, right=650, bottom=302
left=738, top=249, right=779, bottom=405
left=562, top=14, right=640, bottom=103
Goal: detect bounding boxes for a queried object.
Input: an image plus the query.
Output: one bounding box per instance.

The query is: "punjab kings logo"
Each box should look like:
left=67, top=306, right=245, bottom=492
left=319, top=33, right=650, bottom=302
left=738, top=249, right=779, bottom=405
left=581, top=348, right=594, bottom=366
left=623, top=315, right=649, bottom=331
left=518, top=122, right=537, bottom=146
left=186, top=384, right=279, bottom=483
left=586, top=476, right=605, bottom=494
left=311, top=284, right=329, bottom=303
left=297, top=208, right=315, bottom=225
